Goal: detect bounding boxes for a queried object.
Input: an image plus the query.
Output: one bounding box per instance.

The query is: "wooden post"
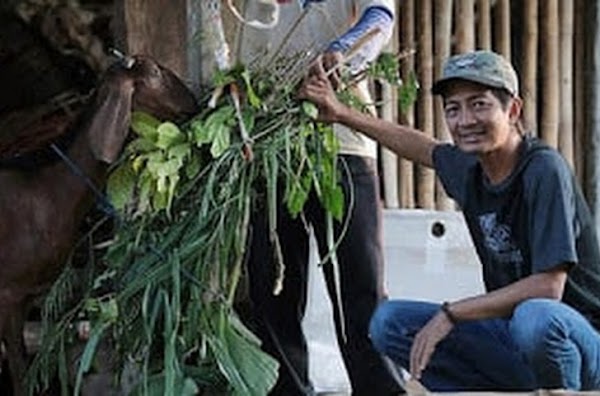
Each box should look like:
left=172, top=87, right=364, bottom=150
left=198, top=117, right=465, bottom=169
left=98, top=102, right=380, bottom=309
left=381, top=3, right=400, bottom=209
left=113, top=0, right=200, bottom=91
left=476, top=0, right=492, bottom=50
left=493, top=0, right=511, bottom=60
left=399, top=0, right=416, bottom=209
left=540, top=0, right=560, bottom=148
left=587, top=0, right=600, bottom=228
left=522, top=0, right=538, bottom=135
left=574, top=0, right=586, bottom=184
left=434, top=0, right=454, bottom=211
left=455, top=0, right=475, bottom=53
left=417, top=0, right=435, bottom=209
left=559, top=0, right=574, bottom=167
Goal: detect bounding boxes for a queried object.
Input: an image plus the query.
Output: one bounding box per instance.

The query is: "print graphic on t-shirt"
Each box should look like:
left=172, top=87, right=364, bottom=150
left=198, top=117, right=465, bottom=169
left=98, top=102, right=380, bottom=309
left=478, top=212, right=523, bottom=263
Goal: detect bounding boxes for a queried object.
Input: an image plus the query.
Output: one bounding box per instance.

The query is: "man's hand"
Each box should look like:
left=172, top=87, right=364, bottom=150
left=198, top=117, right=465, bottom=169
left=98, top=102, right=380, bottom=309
left=298, top=68, right=345, bottom=124
left=410, top=309, right=454, bottom=380
left=309, top=51, right=344, bottom=90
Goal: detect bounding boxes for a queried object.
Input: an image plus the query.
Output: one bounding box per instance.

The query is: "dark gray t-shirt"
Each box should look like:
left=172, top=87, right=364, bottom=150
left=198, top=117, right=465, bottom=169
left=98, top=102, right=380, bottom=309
left=433, top=136, right=600, bottom=330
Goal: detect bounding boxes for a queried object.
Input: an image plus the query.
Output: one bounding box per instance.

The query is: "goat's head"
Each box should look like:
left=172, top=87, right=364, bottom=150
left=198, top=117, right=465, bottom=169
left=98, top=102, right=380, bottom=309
left=88, top=55, right=198, bottom=163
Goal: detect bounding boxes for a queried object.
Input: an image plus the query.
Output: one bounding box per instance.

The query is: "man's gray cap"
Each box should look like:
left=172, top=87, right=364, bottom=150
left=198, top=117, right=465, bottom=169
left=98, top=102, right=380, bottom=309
left=432, top=50, right=519, bottom=96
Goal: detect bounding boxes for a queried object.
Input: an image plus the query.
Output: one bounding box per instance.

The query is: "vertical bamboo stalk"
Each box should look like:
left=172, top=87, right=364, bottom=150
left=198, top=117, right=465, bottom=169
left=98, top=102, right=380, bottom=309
left=476, top=0, right=491, bottom=50
left=434, top=0, right=454, bottom=211
left=399, top=0, right=415, bottom=208
left=493, top=0, right=511, bottom=60
left=587, top=0, right=600, bottom=225
left=417, top=0, right=435, bottom=209
left=381, top=8, right=400, bottom=209
left=574, top=0, right=586, bottom=183
left=455, top=0, right=475, bottom=52
left=540, top=0, right=560, bottom=148
left=522, top=0, right=538, bottom=135
left=559, top=0, right=574, bottom=167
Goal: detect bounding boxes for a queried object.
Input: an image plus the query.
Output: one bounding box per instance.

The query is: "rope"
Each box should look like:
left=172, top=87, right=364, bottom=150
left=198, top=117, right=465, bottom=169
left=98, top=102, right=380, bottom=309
left=50, top=143, right=119, bottom=220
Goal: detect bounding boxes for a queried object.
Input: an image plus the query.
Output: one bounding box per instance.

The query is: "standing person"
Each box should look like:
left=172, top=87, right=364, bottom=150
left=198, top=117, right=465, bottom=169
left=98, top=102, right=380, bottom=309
left=300, top=49, right=600, bottom=391
left=235, top=1, right=401, bottom=395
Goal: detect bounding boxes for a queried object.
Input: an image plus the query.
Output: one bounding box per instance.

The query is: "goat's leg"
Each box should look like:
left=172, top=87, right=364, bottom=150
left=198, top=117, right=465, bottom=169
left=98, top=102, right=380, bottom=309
left=5, top=310, right=27, bottom=396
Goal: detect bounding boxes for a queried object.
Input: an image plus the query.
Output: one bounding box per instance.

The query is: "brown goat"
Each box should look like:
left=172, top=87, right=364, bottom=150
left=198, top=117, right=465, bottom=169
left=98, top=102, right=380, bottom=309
left=0, top=55, right=198, bottom=395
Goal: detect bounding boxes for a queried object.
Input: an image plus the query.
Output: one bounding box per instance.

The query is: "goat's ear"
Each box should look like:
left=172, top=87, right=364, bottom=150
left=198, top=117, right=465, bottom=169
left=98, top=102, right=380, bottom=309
left=87, top=81, right=134, bottom=163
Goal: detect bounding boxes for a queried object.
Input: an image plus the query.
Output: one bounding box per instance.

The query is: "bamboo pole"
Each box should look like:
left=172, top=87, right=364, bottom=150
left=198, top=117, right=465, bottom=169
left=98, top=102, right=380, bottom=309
left=574, top=0, right=586, bottom=184
left=522, top=0, right=538, bottom=135
left=399, top=0, right=415, bottom=208
left=434, top=0, right=454, bottom=211
left=417, top=0, right=435, bottom=209
left=455, top=0, right=475, bottom=53
left=493, top=0, right=511, bottom=60
left=587, top=0, right=600, bottom=227
left=559, top=0, right=574, bottom=168
left=381, top=6, right=400, bottom=209
left=476, top=0, right=491, bottom=50
left=540, top=0, right=560, bottom=148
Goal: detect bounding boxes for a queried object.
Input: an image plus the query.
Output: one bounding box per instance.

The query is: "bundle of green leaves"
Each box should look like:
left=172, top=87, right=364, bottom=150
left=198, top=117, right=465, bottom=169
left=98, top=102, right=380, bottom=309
left=27, top=51, right=417, bottom=396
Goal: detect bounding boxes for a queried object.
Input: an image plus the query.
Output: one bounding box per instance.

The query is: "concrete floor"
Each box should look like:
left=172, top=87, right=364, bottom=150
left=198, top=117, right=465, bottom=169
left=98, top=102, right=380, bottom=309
left=303, top=209, right=485, bottom=394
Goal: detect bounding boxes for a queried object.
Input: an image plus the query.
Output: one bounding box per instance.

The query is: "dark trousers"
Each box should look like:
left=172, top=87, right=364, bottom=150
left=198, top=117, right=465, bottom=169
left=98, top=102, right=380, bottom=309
left=245, top=155, right=400, bottom=395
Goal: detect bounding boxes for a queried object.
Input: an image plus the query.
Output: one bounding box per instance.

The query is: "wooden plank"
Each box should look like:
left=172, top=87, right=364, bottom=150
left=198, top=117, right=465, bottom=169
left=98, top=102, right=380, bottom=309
left=112, top=0, right=205, bottom=95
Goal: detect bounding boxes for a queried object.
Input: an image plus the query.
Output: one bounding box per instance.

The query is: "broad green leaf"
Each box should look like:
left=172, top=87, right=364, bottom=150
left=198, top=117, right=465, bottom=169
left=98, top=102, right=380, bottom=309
left=185, top=153, right=202, bottom=179
left=301, top=101, right=319, bottom=120
left=130, top=374, right=199, bottom=396
left=206, top=312, right=278, bottom=396
left=399, top=71, right=419, bottom=115
left=107, top=164, right=136, bottom=211
left=126, top=137, right=156, bottom=154
left=156, top=122, right=185, bottom=150
left=131, top=111, right=161, bottom=140
left=168, top=143, right=191, bottom=162
left=210, top=125, right=231, bottom=158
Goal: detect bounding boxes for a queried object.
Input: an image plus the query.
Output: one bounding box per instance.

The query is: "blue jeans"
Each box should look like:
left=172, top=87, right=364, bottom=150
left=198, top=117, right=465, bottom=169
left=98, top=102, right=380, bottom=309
left=369, top=299, right=600, bottom=391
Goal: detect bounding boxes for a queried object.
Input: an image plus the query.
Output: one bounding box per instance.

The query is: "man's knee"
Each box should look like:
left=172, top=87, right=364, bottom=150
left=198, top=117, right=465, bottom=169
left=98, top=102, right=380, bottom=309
left=369, top=301, right=395, bottom=353
left=509, top=298, right=565, bottom=355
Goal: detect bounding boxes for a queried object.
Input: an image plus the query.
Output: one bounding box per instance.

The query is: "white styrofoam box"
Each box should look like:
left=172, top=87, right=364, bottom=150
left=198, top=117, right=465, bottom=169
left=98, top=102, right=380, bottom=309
left=304, top=209, right=484, bottom=393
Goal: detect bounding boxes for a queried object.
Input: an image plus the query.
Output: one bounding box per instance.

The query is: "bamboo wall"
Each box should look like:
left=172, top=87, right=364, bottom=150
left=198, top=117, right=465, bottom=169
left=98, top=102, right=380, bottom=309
left=379, top=0, right=589, bottom=210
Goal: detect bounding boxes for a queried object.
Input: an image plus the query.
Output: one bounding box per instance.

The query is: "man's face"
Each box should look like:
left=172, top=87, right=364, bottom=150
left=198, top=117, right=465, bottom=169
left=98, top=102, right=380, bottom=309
left=442, top=81, right=518, bottom=155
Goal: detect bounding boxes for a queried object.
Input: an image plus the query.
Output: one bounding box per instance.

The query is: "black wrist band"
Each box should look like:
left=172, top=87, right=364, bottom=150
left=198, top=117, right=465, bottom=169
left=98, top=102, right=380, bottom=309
left=441, top=301, right=459, bottom=325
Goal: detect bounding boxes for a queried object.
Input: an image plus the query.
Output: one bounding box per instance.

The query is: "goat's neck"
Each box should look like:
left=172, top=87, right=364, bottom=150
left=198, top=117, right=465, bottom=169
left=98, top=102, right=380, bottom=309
left=42, top=130, right=107, bottom=220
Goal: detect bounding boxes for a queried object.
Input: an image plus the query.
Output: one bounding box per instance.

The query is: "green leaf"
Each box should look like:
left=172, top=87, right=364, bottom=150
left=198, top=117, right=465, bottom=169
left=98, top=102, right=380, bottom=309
left=323, top=184, right=344, bottom=221
left=241, top=69, right=262, bottom=109
left=156, top=122, right=185, bottom=150
left=126, top=137, right=157, bottom=154
left=210, top=125, right=231, bottom=158
left=398, top=71, right=419, bottom=115
left=285, top=171, right=312, bottom=218
left=301, top=101, right=319, bottom=120
left=131, top=111, right=161, bottom=140
left=206, top=312, right=279, bottom=396
left=129, top=374, right=199, bottom=396
left=107, top=163, right=136, bottom=211
left=185, top=153, right=202, bottom=179
left=73, top=323, right=109, bottom=396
